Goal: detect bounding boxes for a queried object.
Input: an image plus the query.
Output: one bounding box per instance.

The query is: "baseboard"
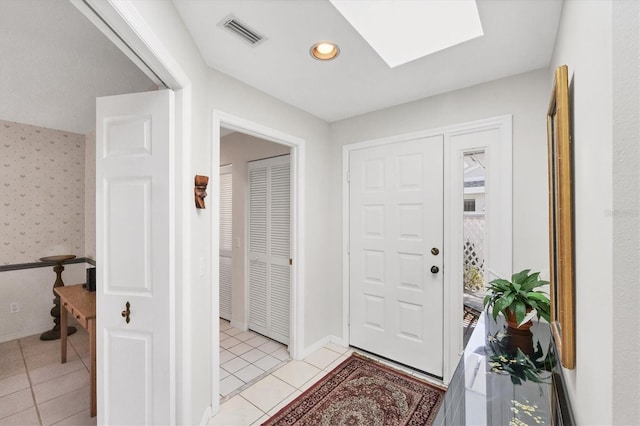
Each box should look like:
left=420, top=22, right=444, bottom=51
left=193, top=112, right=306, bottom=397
left=199, top=405, right=212, bottom=426
left=0, top=327, right=49, bottom=344
left=301, top=335, right=347, bottom=358
left=329, top=335, right=348, bottom=347
left=230, top=319, right=246, bottom=331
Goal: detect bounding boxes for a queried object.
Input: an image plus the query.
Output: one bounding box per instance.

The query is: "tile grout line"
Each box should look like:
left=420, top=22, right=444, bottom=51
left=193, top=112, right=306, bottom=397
left=212, top=326, right=351, bottom=424
left=220, top=358, right=290, bottom=402
left=219, top=325, right=289, bottom=399
left=19, top=338, right=44, bottom=426
left=50, top=332, right=92, bottom=425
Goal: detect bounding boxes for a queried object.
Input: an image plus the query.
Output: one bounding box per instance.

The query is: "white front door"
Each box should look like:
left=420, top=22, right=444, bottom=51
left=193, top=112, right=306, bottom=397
left=96, top=90, right=174, bottom=425
left=349, top=136, right=444, bottom=377
left=248, top=155, right=291, bottom=345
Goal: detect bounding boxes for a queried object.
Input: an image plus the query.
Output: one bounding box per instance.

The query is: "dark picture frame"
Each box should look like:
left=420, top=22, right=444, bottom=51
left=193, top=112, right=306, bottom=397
left=547, top=65, right=575, bottom=369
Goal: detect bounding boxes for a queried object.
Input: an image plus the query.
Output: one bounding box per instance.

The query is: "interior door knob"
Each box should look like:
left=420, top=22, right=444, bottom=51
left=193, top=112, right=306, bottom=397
left=430, top=266, right=439, bottom=274
left=121, top=301, right=131, bottom=324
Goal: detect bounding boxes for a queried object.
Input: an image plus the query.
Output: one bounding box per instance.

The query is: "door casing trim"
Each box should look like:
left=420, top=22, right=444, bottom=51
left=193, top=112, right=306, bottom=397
left=212, top=109, right=305, bottom=361
left=70, top=0, right=191, bottom=423
left=342, top=114, right=512, bottom=384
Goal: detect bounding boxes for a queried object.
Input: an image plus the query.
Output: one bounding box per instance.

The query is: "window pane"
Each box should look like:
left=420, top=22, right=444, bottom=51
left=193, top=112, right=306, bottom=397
left=462, top=150, right=485, bottom=347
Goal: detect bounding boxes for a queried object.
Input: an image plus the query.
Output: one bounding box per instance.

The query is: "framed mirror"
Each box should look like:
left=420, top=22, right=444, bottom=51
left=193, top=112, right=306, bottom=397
left=547, top=64, right=575, bottom=369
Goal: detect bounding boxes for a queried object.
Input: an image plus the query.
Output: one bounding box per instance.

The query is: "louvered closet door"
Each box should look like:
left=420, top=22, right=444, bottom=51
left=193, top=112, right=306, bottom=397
left=219, top=165, right=233, bottom=321
left=248, top=155, right=290, bottom=345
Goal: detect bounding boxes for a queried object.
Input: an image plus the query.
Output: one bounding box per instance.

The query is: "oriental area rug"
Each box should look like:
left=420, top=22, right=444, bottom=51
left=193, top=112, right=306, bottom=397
left=263, top=353, right=445, bottom=426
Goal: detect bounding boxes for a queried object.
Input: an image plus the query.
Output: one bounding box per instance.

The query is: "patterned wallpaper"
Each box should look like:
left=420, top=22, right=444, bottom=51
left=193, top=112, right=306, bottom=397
left=85, top=130, right=96, bottom=260
left=0, top=120, right=85, bottom=265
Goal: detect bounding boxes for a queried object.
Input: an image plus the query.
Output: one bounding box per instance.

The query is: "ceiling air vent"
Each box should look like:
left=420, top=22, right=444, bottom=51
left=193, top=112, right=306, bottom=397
left=221, top=16, right=265, bottom=46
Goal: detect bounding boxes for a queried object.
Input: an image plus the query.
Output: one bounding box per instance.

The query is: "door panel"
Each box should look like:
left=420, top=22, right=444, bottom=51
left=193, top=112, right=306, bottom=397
left=349, top=136, right=444, bottom=377
left=248, top=155, right=290, bottom=345
left=96, top=90, right=174, bottom=425
left=219, top=165, right=233, bottom=321
left=248, top=166, right=268, bottom=334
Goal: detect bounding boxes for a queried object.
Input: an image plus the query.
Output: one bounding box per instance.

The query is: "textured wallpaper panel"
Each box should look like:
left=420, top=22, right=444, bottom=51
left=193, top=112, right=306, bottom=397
left=85, top=130, right=96, bottom=260
left=0, top=120, right=85, bottom=265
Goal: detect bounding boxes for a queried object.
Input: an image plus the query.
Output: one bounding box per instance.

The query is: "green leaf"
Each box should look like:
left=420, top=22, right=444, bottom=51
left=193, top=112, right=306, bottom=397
left=512, top=269, right=530, bottom=284
left=521, top=272, right=540, bottom=291
left=515, top=300, right=526, bottom=324
left=537, top=304, right=551, bottom=322
left=489, top=279, right=511, bottom=290
left=491, top=305, right=501, bottom=321
left=503, top=292, right=515, bottom=307
left=483, top=294, right=492, bottom=307
left=527, top=292, right=550, bottom=303
left=494, top=297, right=508, bottom=316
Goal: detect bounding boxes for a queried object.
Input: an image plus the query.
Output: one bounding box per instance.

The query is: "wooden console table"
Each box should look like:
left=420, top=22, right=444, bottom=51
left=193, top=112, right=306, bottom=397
left=55, top=284, right=96, bottom=417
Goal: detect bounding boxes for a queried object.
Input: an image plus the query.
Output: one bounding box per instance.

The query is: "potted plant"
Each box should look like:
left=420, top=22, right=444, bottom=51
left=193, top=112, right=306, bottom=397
left=483, top=269, right=551, bottom=329
left=487, top=330, right=556, bottom=385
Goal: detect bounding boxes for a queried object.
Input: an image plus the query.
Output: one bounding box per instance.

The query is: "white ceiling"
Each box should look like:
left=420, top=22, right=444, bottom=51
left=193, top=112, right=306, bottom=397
left=0, top=0, right=154, bottom=134
left=174, top=0, right=563, bottom=122
left=329, top=0, right=484, bottom=68
left=0, top=0, right=563, bottom=134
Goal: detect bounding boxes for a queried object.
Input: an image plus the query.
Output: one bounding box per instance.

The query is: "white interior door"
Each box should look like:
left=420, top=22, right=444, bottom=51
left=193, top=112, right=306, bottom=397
left=219, top=165, right=233, bottom=321
left=96, top=90, right=174, bottom=424
left=349, top=136, right=444, bottom=377
left=248, top=155, right=290, bottom=345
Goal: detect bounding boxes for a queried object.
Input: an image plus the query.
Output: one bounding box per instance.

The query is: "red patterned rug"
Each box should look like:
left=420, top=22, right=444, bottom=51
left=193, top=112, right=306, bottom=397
left=263, top=353, right=445, bottom=425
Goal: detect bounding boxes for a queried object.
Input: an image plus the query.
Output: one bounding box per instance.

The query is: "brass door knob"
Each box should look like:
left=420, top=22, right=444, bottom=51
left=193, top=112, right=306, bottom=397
left=430, top=266, right=439, bottom=274
left=121, top=301, right=131, bottom=324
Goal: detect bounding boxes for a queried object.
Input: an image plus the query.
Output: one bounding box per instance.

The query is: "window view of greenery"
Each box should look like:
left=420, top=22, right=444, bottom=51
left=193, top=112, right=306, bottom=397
left=462, top=150, right=486, bottom=346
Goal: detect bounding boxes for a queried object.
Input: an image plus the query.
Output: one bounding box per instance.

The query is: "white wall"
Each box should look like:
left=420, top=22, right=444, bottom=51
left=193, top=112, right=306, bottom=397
left=611, top=1, right=640, bottom=422
left=0, top=263, right=90, bottom=342
left=330, top=68, right=550, bottom=277
left=94, top=1, right=640, bottom=423
left=208, top=70, right=335, bottom=352
left=120, top=3, right=335, bottom=423
left=550, top=1, right=640, bottom=424
left=107, top=1, right=212, bottom=423
left=219, top=133, right=290, bottom=329
left=549, top=2, right=614, bottom=424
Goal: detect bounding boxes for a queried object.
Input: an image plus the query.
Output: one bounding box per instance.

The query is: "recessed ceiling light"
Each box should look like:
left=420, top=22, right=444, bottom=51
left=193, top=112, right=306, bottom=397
left=310, top=42, right=340, bottom=61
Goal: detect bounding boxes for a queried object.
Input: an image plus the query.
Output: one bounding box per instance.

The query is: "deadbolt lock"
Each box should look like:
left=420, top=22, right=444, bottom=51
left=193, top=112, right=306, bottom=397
left=431, top=247, right=440, bottom=256
left=121, top=301, right=131, bottom=324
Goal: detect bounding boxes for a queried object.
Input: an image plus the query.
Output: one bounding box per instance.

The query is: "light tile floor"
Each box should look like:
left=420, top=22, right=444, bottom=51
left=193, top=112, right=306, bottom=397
left=219, top=320, right=290, bottom=400
left=0, top=323, right=95, bottom=426
left=209, top=339, right=353, bottom=426
left=2, top=320, right=442, bottom=426
left=0, top=319, right=332, bottom=425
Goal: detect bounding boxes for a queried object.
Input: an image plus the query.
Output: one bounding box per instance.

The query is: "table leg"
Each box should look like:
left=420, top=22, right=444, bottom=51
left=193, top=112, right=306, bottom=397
left=41, top=262, right=77, bottom=341
left=60, top=302, right=68, bottom=363
left=89, top=318, right=96, bottom=418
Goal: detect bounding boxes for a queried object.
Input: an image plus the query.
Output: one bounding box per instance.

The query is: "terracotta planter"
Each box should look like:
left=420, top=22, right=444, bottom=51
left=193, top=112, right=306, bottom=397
left=505, top=308, right=533, bottom=331
left=506, top=330, right=534, bottom=356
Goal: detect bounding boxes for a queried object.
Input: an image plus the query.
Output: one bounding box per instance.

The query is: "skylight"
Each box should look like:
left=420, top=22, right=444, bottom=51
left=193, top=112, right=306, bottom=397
left=330, top=0, right=484, bottom=68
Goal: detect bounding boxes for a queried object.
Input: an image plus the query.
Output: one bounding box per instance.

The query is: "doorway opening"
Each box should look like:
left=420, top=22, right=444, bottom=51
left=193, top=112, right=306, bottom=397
left=218, top=130, right=292, bottom=399
left=343, top=115, right=513, bottom=385
left=212, top=110, right=305, bottom=411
